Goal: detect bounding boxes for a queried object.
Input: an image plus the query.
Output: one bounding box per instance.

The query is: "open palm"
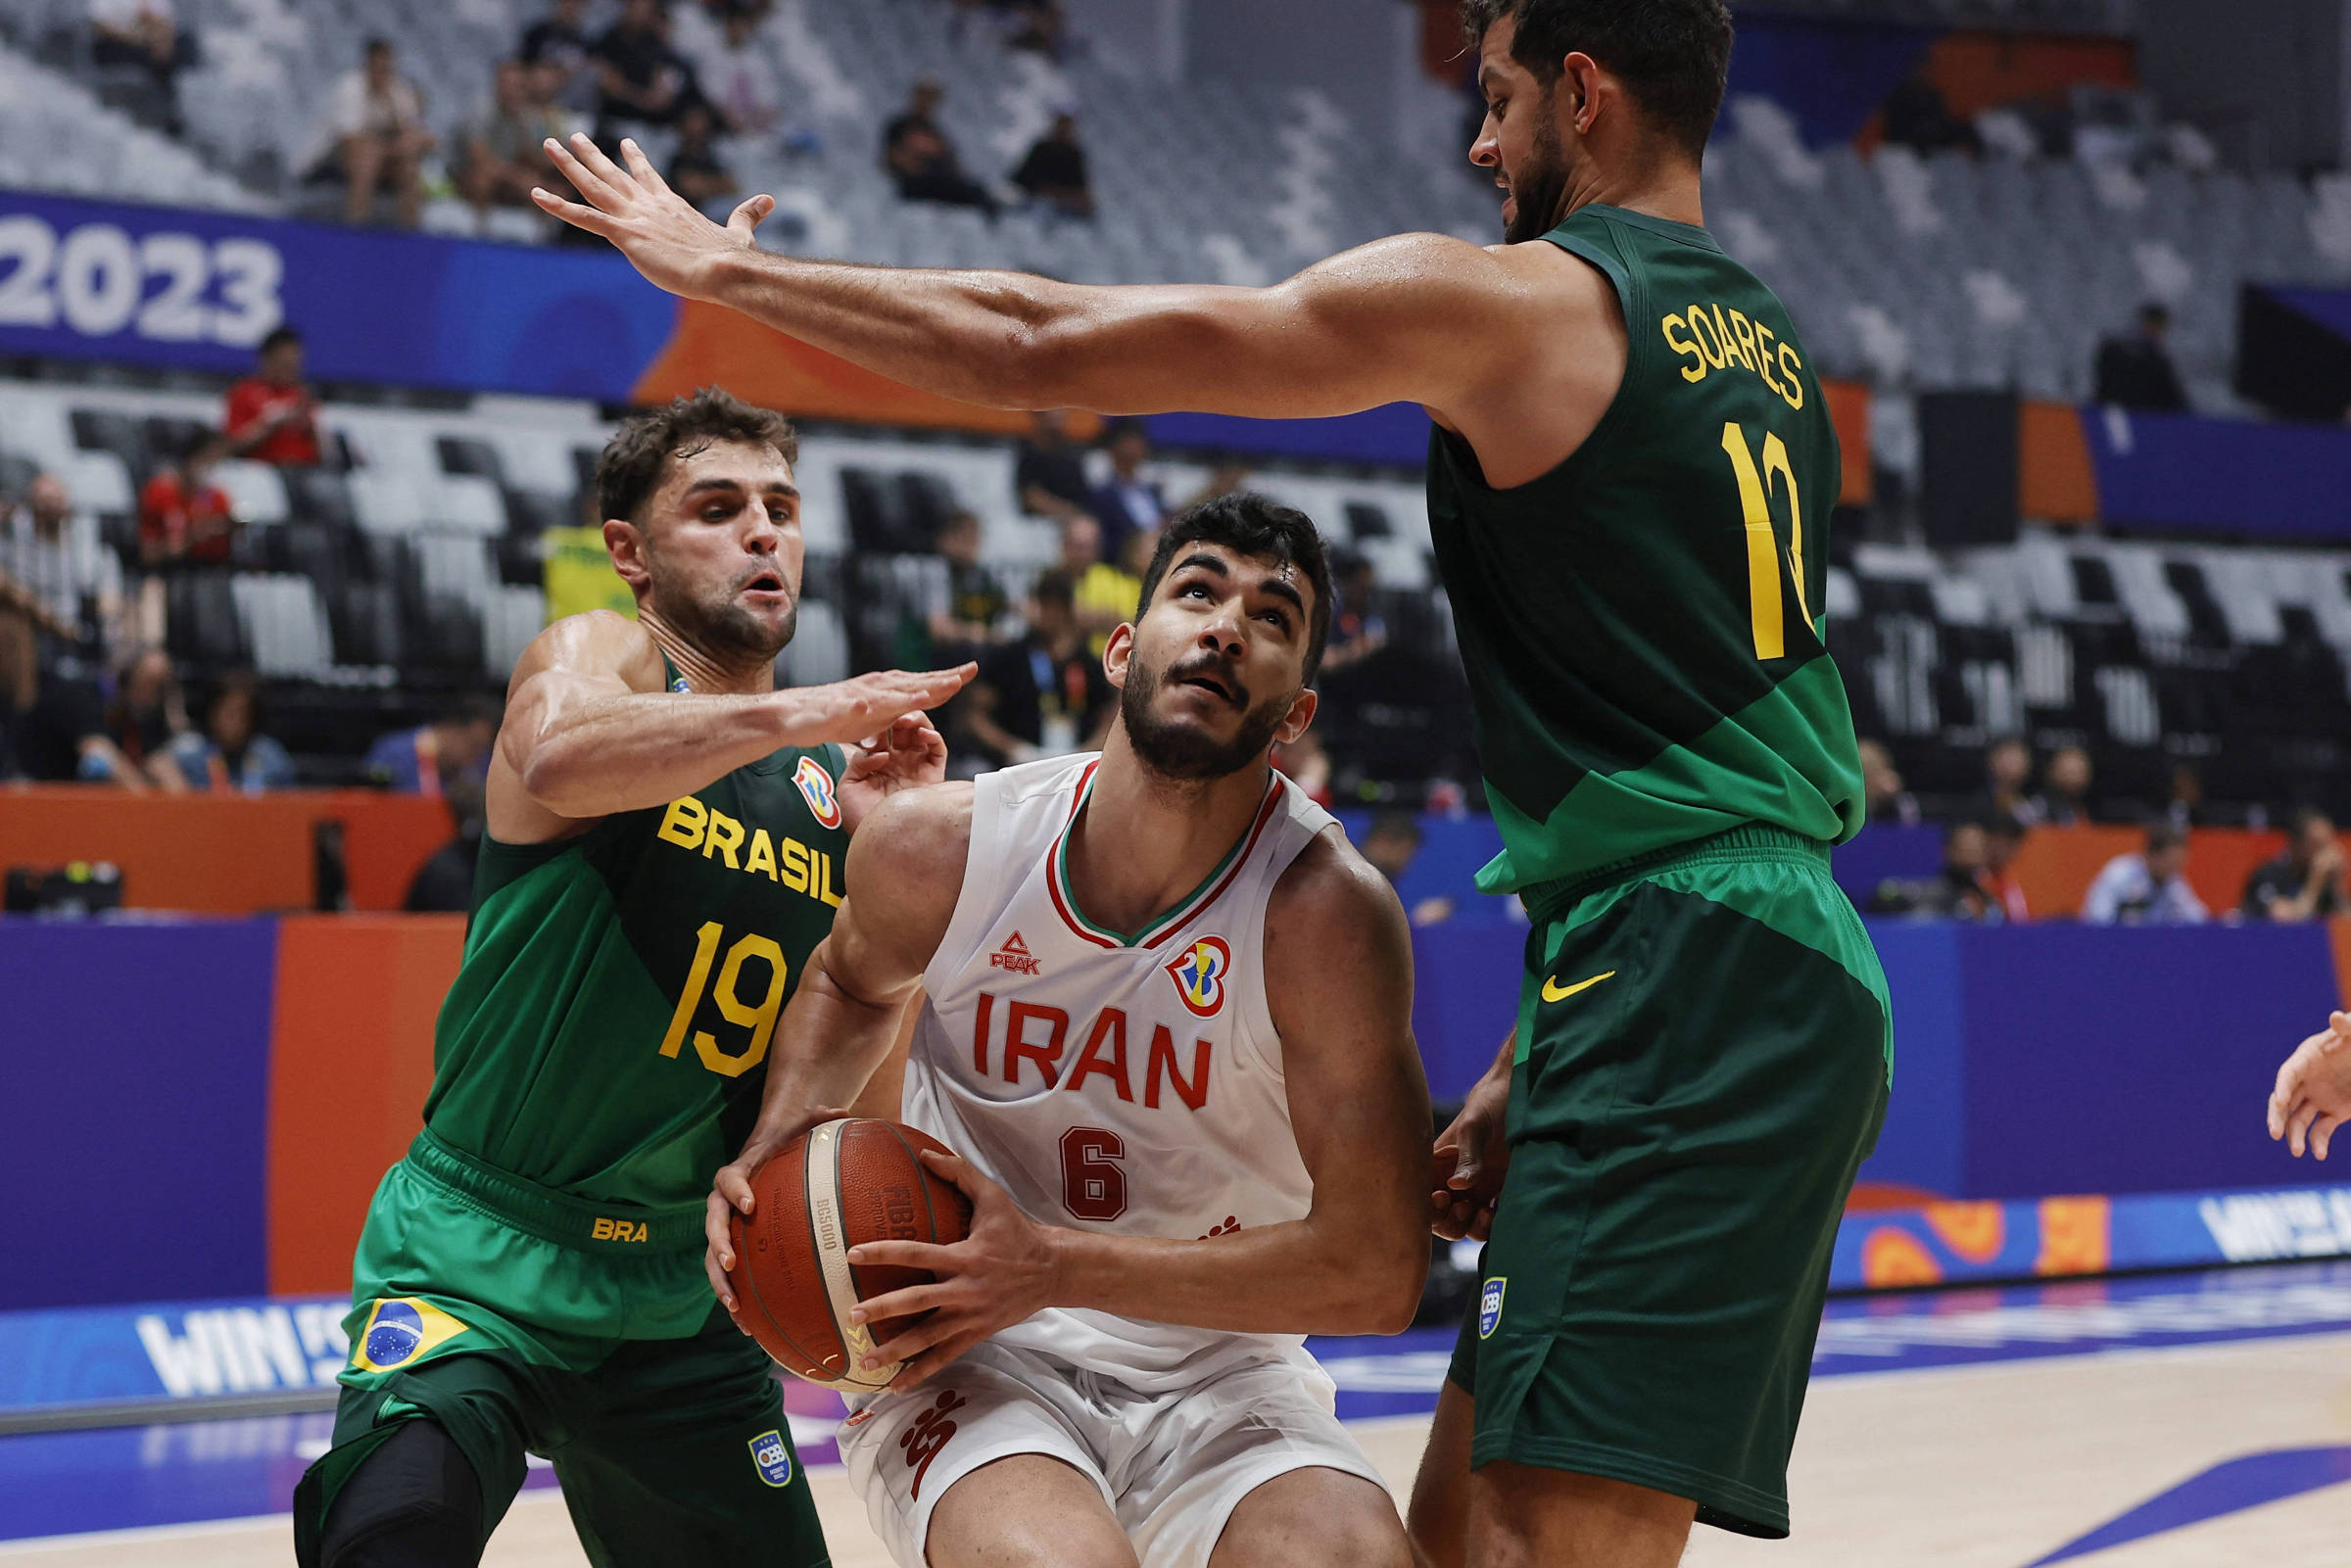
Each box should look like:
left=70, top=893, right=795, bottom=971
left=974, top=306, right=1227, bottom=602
left=532, top=131, right=773, bottom=302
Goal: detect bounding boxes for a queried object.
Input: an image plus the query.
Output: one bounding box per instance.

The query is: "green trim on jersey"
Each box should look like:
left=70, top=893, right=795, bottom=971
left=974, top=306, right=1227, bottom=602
left=1049, top=763, right=1274, bottom=947
left=1427, top=204, right=1865, bottom=893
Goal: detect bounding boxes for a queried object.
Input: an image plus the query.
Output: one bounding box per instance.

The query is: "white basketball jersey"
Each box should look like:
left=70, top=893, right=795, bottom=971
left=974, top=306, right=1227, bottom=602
left=900, top=752, right=1337, bottom=1391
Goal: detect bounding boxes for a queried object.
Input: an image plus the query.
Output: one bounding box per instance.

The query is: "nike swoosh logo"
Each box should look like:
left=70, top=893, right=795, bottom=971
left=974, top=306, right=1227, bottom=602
left=1541, top=970, right=1617, bottom=1004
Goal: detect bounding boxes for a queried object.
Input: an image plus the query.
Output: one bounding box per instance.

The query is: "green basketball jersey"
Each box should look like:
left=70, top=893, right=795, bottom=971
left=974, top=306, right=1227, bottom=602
left=1426, top=204, right=1864, bottom=894
left=422, top=727, right=850, bottom=1213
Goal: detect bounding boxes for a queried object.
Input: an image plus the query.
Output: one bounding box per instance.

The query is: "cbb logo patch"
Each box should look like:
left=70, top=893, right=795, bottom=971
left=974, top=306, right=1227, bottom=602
left=1478, top=1277, right=1507, bottom=1340
left=352, top=1297, right=470, bottom=1373
left=1165, top=936, right=1232, bottom=1019
left=794, top=755, right=842, bottom=830
left=748, top=1428, right=794, bottom=1488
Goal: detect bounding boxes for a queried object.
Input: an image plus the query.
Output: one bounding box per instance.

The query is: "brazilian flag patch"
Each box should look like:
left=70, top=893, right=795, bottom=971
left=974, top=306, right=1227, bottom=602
left=351, top=1298, right=471, bottom=1373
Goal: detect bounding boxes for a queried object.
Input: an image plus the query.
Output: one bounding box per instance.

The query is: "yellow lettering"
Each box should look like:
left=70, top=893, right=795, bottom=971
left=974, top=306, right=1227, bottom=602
left=1710, top=304, right=1753, bottom=371
left=655, top=796, right=706, bottom=849
left=1660, top=312, right=1707, bottom=383
left=592, top=1217, right=613, bottom=1240
left=694, top=933, right=788, bottom=1077
left=744, top=829, right=778, bottom=881
left=1684, top=305, right=1727, bottom=369
left=659, top=921, right=725, bottom=1059
left=1728, top=309, right=1762, bottom=377
left=701, top=809, right=744, bottom=870
left=780, top=837, right=809, bottom=893
left=818, top=852, right=841, bottom=908
left=1777, top=342, right=1805, bottom=409
left=1722, top=421, right=1784, bottom=660
left=1753, top=319, right=1785, bottom=401
left=1762, top=431, right=1809, bottom=627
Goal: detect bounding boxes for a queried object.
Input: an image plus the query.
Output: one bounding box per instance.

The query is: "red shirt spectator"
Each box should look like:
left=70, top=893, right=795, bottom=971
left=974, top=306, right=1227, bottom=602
left=138, top=441, right=236, bottom=565
left=224, top=326, right=322, bottom=467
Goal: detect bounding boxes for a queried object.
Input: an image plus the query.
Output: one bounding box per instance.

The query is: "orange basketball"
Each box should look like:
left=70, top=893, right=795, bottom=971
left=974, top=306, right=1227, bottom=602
left=727, top=1118, right=974, bottom=1391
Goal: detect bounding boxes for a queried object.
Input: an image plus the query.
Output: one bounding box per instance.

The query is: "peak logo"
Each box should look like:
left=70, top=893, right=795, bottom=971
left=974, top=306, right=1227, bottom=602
left=989, top=931, right=1041, bottom=975
left=1166, top=936, right=1232, bottom=1019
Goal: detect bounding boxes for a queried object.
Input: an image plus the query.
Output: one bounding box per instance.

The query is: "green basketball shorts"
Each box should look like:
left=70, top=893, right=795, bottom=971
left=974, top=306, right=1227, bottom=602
left=1447, top=825, right=1890, bottom=1538
left=293, top=1132, right=829, bottom=1567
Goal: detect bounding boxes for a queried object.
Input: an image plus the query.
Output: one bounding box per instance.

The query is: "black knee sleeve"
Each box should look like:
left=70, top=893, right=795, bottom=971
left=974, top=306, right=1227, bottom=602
left=318, top=1420, right=487, bottom=1568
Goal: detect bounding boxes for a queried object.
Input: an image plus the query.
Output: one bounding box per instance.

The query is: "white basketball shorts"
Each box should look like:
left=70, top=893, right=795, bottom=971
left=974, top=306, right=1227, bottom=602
left=835, top=1337, right=1386, bottom=1568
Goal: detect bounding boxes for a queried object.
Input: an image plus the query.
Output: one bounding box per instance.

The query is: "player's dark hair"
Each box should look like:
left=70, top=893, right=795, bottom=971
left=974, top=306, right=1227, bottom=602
left=259, top=325, right=302, bottom=356
left=595, top=387, right=798, bottom=527
left=1461, top=0, right=1733, bottom=162
left=1136, top=492, right=1334, bottom=683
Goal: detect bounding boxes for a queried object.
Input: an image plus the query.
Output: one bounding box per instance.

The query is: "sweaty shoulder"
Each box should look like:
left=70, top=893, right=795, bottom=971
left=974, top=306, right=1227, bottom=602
left=1265, top=825, right=1414, bottom=996
left=508, top=608, right=667, bottom=697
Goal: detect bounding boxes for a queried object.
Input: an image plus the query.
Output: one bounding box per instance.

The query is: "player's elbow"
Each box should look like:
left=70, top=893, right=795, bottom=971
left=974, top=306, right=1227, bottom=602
left=517, top=741, right=592, bottom=814
left=1328, top=1236, right=1427, bottom=1336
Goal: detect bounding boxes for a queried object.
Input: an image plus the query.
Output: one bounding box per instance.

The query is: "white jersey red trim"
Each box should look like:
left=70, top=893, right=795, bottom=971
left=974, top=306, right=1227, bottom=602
left=895, top=752, right=1338, bottom=1392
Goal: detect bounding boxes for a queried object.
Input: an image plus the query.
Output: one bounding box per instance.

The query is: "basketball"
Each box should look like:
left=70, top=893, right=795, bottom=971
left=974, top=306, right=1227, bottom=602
left=728, top=1118, right=974, bottom=1392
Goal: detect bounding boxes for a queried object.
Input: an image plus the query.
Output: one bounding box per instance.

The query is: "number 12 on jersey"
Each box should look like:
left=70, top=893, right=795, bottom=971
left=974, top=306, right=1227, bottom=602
left=1720, top=421, right=1811, bottom=661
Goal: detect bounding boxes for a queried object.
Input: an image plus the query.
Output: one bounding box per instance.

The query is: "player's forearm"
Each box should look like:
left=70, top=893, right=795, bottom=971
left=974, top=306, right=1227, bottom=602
left=696, top=250, right=1086, bottom=410
left=1044, top=1213, right=1425, bottom=1337
left=748, top=962, right=911, bottom=1140
left=515, top=689, right=794, bottom=817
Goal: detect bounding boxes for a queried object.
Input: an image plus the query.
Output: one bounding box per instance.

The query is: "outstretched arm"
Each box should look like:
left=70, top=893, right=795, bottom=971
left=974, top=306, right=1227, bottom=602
left=535, top=133, right=1529, bottom=423
left=489, top=610, right=972, bottom=843
left=849, top=828, right=1433, bottom=1388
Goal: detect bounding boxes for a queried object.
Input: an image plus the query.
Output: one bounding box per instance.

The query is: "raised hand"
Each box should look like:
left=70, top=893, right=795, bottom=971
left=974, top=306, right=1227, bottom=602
left=533, top=132, right=776, bottom=302
left=839, top=713, right=951, bottom=836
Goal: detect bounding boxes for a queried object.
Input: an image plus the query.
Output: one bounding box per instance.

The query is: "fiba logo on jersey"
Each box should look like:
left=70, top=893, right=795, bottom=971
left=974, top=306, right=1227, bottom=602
left=1165, top=936, right=1232, bottom=1019
left=794, top=756, right=842, bottom=830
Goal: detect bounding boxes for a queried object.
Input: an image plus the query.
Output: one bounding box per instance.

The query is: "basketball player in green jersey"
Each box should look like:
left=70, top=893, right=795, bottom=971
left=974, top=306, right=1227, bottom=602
left=292, top=389, right=972, bottom=1568
left=536, top=0, right=1885, bottom=1560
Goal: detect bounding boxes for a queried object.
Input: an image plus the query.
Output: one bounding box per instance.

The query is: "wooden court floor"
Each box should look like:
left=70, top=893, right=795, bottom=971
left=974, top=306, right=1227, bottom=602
left=5, top=1330, right=2346, bottom=1566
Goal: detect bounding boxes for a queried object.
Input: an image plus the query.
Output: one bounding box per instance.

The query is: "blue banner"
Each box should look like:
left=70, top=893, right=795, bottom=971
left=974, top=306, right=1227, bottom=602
left=2083, top=404, right=2351, bottom=542
left=0, top=1294, right=346, bottom=1415
left=0, top=189, right=677, bottom=399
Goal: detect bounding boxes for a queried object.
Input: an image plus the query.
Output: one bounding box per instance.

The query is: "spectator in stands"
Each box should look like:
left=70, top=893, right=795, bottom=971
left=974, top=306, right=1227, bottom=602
left=666, top=103, right=740, bottom=212
left=88, top=0, right=194, bottom=137
left=1004, top=0, right=1068, bottom=60
left=1088, top=420, right=1164, bottom=566
left=405, top=768, right=489, bottom=912
left=1879, top=71, right=1979, bottom=158
left=1319, top=551, right=1387, bottom=674
left=1975, top=736, right=2038, bottom=828
left=365, top=693, right=501, bottom=796
left=1061, top=514, right=1137, bottom=657
left=924, top=510, right=1011, bottom=658
left=1273, top=729, right=1332, bottom=806
left=592, top=0, right=701, bottom=139
left=167, top=671, right=294, bottom=793
left=883, top=76, right=998, bottom=217
left=460, top=60, right=573, bottom=220
left=83, top=645, right=190, bottom=790
left=1984, top=814, right=2030, bottom=922
left=224, top=327, right=322, bottom=468
left=310, top=38, right=435, bottom=228
left=137, top=433, right=236, bottom=570
left=1015, top=408, right=1092, bottom=522
left=1178, top=460, right=1253, bottom=513
left=2035, top=744, right=2096, bottom=827
left=1870, top=820, right=1997, bottom=922
left=1858, top=737, right=1921, bottom=826
left=1363, top=810, right=1456, bottom=927
left=686, top=8, right=784, bottom=139
left=1012, top=111, right=1093, bottom=219
left=519, top=0, right=597, bottom=110
left=2165, top=761, right=2206, bottom=831
left=0, top=472, right=124, bottom=663
left=2093, top=303, right=2189, bottom=413
left=2083, top=824, right=2206, bottom=925
left=2242, top=808, right=2348, bottom=923
left=961, top=568, right=1111, bottom=767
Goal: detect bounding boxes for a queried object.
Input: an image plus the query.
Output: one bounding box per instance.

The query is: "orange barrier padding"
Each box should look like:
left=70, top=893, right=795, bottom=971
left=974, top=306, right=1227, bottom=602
left=2019, top=400, right=2099, bottom=523
left=634, top=301, right=1104, bottom=440
left=2011, top=824, right=2293, bottom=921
left=0, top=785, right=453, bottom=914
left=1823, top=378, right=1873, bottom=505
left=2327, top=917, right=2351, bottom=1012
left=266, top=914, right=464, bottom=1295
left=1920, top=30, right=2136, bottom=120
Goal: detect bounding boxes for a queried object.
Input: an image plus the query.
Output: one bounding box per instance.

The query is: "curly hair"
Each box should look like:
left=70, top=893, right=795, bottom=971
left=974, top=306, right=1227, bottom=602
left=594, top=387, right=798, bottom=526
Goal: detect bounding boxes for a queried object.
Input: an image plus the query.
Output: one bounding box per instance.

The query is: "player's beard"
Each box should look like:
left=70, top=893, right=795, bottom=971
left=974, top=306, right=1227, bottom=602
left=1121, top=648, right=1290, bottom=783
left=1503, top=91, right=1571, bottom=244
left=647, top=563, right=797, bottom=664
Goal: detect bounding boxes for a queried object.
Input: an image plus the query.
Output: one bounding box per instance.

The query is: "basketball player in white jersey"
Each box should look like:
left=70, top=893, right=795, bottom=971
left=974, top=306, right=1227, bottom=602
left=702, top=493, right=1430, bottom=1568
